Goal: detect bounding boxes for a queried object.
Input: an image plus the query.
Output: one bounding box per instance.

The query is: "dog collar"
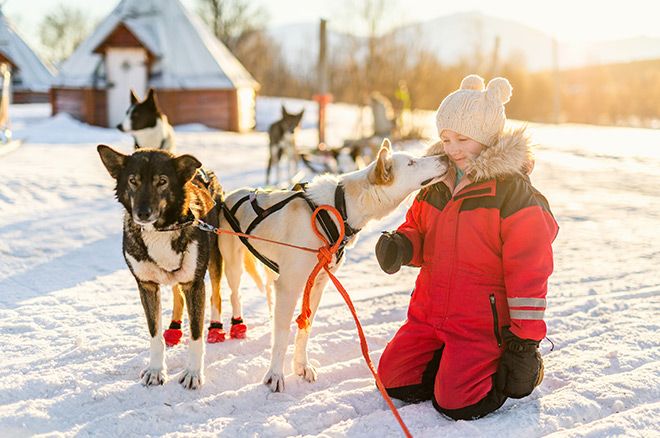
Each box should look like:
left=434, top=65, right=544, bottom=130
left=335, top=182, right=360, bottom=239
left=150, top=212, right=197, bottom=232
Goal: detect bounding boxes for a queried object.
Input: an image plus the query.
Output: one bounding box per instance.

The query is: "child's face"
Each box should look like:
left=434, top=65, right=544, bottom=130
left=440, top=130, right=485, bottom=172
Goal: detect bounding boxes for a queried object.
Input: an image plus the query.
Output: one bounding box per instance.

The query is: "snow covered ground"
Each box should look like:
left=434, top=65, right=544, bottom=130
left=0, top=98, right=658, bottom=437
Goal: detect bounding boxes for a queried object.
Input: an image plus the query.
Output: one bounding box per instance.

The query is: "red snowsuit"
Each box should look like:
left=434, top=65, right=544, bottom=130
left=378, top=128, right=558, bottom=418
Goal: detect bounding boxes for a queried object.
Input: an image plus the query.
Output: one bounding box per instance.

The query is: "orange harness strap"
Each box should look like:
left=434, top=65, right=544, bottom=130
left=199, top=207, right=413, bottom=438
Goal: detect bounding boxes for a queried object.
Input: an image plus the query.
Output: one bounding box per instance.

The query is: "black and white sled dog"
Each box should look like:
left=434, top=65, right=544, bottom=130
left=218, top=139, right=449, bottom=392
left=97, top=145, right=223, bottom=389
left=117, top=88, right=175, bottom=152
left=267, top=105, right=304, bottom=185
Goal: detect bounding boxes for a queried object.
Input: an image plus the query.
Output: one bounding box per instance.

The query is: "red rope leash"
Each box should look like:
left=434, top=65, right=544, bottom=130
left=199, top=207, right=413, bottom=438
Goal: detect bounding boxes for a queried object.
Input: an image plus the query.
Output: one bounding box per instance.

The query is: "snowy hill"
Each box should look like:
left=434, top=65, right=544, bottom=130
left=0, top=100, right=659, bottom=436
left=268, top=12, right=660, bottom=73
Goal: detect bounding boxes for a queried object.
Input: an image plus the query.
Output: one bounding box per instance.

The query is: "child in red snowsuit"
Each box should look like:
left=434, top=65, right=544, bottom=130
left=375, top=75, right=558, bottom=420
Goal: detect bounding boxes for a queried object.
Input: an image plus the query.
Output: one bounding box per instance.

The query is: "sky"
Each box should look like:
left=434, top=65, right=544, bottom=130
left=5, top=0, right=660, bottom=52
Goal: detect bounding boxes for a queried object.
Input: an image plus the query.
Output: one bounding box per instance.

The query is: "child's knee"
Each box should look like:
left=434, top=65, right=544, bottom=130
left=432, top=378, right=507, bottom=421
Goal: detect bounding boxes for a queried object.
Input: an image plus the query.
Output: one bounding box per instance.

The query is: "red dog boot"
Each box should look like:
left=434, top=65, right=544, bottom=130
left=163, top=320, right=183, bottom=347
left=207, top=321, right=226, bottom=343
left=230, top=317, right=247, bottom=339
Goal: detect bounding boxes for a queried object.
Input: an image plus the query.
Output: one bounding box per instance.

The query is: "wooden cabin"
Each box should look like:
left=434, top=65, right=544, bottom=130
left=51, top=0, right=259, bottom=131
left=0, top=9, right=54, bottom=103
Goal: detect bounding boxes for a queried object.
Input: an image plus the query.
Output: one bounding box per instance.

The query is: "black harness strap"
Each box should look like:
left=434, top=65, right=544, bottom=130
left=230, top=195, right=250, bottom=216
left=334, top=183, right=360, bottom=239
left=221, top=183, right=360, bottom=274
left=221, top=200, right=281, bottom=273
left=245, top=192, right=304, bottom=234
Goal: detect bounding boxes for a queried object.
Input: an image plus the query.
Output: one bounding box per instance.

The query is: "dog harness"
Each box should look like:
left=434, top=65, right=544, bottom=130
left=221, top=183, right=360, bottom=274
left=134, top=137, right=167, bottom=150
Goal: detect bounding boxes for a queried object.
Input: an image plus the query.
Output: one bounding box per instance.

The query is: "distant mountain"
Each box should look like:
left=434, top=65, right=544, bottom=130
left=266, top=11, right=660, bottom=75
left=392, top=11, right=555, bottom=71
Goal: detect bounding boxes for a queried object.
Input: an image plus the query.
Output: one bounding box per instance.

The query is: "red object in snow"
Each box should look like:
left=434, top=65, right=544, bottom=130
left=207, top=326, right=226, bottom=343
left=230, top=322, right=247, bottom=339
left=163, top=328, right=183, bottom=347
left=313, top=93, right=333, bottom=144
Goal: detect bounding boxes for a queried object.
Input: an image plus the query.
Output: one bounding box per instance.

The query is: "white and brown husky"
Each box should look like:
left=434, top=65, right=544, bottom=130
left=218, top=139, right=448, bottom=392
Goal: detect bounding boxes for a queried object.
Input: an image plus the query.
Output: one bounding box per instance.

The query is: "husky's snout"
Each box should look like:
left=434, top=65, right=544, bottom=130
left=135, top=206, right=154, bottom=222
left=421, top=155, right=449, bottom=187
left=132, top=193, right=160, bottom=225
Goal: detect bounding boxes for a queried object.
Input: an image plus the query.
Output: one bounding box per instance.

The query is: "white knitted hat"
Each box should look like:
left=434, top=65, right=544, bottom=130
left=435, top=74, right=513, bottom=147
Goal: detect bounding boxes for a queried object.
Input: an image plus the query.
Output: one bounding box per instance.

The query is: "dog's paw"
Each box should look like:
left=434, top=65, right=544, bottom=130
left=293, top=361, right=318, bottom=383
left=263, top=370, right=285, bottom=392
left=178, top=369, right=204, bottom=390
left=140, top=367, right=166, bottom=386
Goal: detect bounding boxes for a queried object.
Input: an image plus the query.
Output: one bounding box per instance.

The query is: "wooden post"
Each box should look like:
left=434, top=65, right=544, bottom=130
left=552, top=37, right=561, bottom=124
left=314, top=18, right=332, bottom=145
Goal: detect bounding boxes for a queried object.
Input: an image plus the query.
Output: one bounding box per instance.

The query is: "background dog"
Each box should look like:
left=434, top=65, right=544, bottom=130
left=299, top=142, right=367, bottom=176
left=267, top=105, right=304, bottom=185
left=117, top=88, right=175, bottom=152
left=97, top=146, right=222, bottom=389
left=218, top=139, right=448, bottom=392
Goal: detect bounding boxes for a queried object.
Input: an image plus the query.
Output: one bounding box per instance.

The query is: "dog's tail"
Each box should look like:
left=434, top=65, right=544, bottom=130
left=242, top=251, right=265, bottom=293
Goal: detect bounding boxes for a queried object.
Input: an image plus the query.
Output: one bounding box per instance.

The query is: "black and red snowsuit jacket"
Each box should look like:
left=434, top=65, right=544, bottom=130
left=397, top=128, right=559, bottom=342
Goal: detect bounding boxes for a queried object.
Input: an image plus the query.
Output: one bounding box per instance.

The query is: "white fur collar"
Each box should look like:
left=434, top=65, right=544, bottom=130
left=426, top=127, right=534, bottom=181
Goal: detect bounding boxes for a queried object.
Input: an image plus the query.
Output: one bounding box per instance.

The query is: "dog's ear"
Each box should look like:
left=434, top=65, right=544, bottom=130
left=97, top=145, right=128, bottom=180
left=174, top=154, right=202, bottom=183
left=369, top=139, right=393, bottom=185
left=146, top=88, right=161, bottom=111
left=281, top=105, right=289, bottom=117
left=130, top=89, right=139, bottom=105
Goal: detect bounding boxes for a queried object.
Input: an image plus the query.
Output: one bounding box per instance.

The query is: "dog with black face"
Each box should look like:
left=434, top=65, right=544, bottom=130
left=97, top=145, right=223, bottom=389
left=117, top=88, right=175, bottom=152
left=266, top=105, right=304, bottom=185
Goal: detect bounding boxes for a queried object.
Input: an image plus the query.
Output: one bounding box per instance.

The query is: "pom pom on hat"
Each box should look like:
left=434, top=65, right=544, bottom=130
left=435, top=74, right=513, bottom=146
left=460, top=74, right=485, bottom=91
left=486, top=77, right=512, bottom=104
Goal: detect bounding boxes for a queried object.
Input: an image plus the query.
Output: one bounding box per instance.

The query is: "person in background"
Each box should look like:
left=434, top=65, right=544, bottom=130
left=394, top=79, right=412, bottom=137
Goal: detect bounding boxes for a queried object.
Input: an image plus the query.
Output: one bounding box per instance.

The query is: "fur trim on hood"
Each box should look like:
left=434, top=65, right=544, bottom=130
left=426, top=127, right=535, bottom=182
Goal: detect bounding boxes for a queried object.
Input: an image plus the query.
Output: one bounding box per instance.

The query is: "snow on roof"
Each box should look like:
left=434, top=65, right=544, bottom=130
left=0, top=9, right=55, bottom=93
left=54, top=0, right=259, bottom=90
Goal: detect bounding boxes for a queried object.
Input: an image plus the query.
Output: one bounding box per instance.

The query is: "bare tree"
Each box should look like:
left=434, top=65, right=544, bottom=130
left=196, top=0, right=304, bottom=98
left=39, top=3, right=89, bottom=64
left=335, top=0, right=405, bottom=94
left=196, top=0, right=268, bottom=53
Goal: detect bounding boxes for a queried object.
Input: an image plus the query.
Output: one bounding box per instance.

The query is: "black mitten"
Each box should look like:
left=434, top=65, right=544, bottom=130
left=495, top=327, right=544, bottom=399
left=375, top=231, right=413, bottom=274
